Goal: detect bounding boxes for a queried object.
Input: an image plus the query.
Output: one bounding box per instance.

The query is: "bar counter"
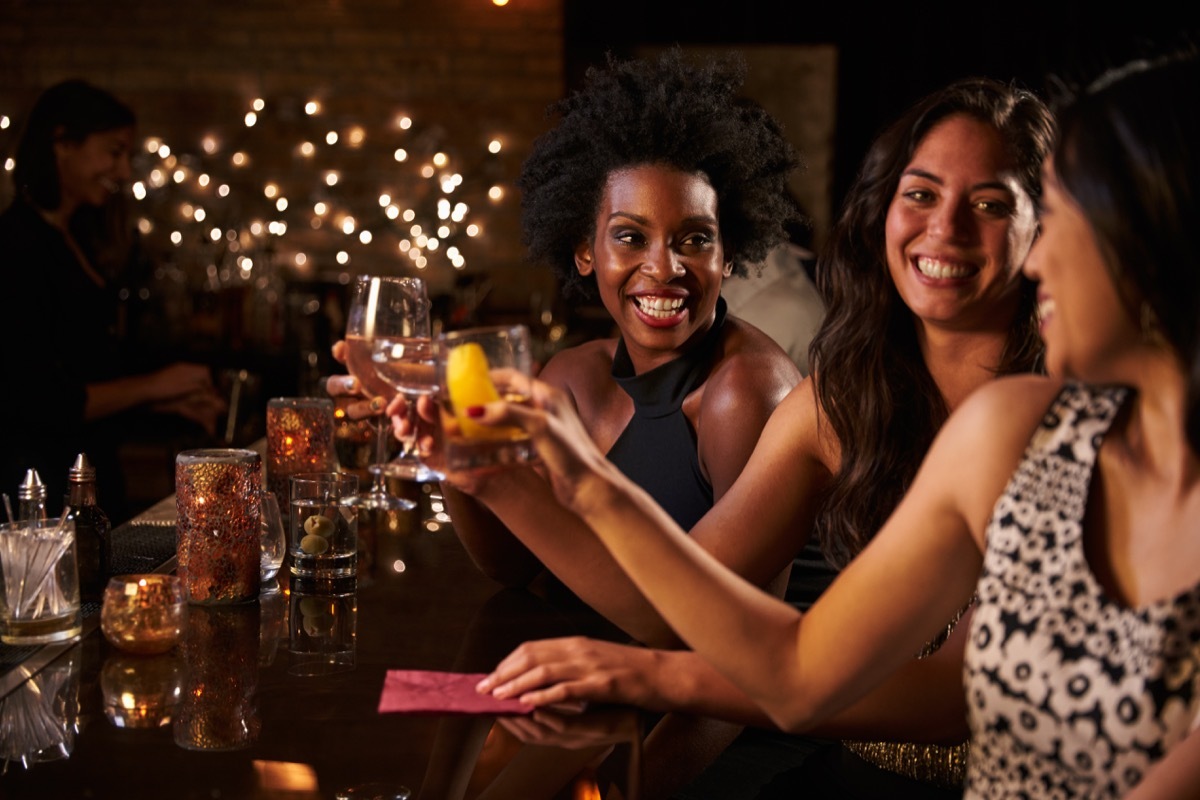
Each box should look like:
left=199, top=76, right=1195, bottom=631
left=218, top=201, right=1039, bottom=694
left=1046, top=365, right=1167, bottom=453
left=0, top=484, right=642, bottom=799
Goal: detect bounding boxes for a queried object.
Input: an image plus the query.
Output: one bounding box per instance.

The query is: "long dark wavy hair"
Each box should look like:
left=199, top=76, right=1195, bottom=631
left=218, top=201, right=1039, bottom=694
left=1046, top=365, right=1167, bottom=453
left=811, top=79, right=1053, bottom=568
left=1053, top=53, right=1200, bottom=455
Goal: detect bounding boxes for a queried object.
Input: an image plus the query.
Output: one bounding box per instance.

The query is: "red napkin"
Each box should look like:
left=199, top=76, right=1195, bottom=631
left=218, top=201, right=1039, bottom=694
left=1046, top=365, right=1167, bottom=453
left=378, top=670, right=534, bottom=715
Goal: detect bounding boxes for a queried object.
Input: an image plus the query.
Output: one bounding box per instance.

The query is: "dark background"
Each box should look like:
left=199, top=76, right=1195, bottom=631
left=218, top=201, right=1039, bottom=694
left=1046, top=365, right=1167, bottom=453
left=564, top=1, right=1198, bottom=210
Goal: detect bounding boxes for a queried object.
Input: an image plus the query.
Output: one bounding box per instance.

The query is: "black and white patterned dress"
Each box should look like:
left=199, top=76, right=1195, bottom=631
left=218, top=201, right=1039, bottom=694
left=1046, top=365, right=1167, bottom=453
left=964, top=383, right=1200, bottom=798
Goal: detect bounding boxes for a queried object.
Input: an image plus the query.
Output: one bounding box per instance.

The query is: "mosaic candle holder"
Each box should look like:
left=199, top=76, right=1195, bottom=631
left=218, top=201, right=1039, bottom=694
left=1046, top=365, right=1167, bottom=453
left=266, top=398, right=337, bottom=515
left=175, top=449, right=262, bottom=604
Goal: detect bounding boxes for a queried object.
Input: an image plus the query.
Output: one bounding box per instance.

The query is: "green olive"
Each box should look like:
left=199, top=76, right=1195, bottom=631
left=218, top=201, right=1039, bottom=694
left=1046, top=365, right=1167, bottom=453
left=303, top=612, right=335, bottom=638
left=303, top=514, right=335, bottom=538
left=300, top=533, right=330, bottom=555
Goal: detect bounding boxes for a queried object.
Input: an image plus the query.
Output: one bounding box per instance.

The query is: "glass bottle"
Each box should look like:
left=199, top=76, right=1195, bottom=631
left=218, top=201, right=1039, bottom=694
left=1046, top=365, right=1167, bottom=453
left=67, top=453, right=111, bottom=602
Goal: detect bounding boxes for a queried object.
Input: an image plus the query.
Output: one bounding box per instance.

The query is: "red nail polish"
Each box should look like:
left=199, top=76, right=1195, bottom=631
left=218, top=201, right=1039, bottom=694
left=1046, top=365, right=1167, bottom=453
left=466, top=405, right=485, bottom=418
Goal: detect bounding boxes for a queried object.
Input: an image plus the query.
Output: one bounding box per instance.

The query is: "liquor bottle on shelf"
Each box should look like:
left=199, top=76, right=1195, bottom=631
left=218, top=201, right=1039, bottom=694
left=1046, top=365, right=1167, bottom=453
left=16, top=468, right=48, bottom=522
left=67, top=453, right=111, bottom=603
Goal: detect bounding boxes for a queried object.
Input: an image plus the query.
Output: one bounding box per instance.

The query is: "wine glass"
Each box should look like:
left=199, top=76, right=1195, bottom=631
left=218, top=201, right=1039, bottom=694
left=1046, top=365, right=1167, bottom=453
left=372, top=320, right=443, bottom=484
left=343, top=275, right=426, bottom=511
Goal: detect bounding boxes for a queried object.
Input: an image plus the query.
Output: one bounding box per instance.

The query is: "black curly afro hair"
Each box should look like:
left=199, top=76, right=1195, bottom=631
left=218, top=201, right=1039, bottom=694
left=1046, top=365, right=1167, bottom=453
left=519, top=50, right=800, bottom=299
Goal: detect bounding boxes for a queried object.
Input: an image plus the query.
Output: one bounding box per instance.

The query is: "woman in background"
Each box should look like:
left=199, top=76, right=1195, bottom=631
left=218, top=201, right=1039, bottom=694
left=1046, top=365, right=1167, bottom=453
left=0, top=79, right=222, bottom=514
left=481, top=53, right=1200, bottom=799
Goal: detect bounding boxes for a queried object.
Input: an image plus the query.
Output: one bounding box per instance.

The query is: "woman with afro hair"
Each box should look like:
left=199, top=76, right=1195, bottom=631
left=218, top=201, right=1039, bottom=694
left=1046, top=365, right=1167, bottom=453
left=442, top=50, right=803, bottom=646
left=430, top=50, right=804, bottom=796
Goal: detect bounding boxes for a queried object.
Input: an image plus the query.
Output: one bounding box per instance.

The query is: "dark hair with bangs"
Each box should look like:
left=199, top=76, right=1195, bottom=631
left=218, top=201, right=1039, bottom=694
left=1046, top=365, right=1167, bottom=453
left=518, top=50, right=799, bottom=299
left=811, top=78, right=1053, bottom=568
left=12, top=79, right=136, bottom=212
left=1052, top=52, right=1200, bottom=454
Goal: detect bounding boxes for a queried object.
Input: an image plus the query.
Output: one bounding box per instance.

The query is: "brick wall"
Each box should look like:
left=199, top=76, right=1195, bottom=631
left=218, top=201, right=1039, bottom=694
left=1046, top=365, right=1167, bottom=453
left=0, top=0, right=563, bottom=322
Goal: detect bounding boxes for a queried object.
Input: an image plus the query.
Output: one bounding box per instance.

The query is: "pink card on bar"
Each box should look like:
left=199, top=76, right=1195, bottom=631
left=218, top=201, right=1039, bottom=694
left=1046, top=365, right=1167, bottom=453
left=378, top=670, right=534, bottom=715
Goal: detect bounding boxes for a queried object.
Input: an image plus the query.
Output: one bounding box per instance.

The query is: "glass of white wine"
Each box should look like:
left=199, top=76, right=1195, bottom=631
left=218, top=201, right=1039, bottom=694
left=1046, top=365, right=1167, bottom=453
left=343, top=275, right=430, bottom=510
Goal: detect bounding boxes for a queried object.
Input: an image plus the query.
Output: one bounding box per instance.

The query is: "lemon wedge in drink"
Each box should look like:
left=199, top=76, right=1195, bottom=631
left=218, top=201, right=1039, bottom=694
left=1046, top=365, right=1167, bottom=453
left=446, top=342, right=516, bottom=440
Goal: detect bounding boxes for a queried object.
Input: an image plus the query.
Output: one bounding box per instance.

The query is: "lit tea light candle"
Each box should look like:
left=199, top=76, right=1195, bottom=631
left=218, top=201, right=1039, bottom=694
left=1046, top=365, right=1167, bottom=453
left=100, top=575, right=186, bottom=655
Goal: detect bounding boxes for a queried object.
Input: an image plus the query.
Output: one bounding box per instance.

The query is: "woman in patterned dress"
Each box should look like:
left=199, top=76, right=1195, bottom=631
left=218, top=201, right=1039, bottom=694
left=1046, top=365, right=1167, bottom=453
left=475, top=54, right=1200, bottom=798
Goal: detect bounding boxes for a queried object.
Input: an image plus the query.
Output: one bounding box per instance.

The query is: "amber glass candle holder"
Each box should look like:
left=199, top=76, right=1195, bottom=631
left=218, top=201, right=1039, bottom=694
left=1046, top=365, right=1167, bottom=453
left=176, top=449, right=262, bottom=604
left=100, top=575, right=186, bottom=655
left=267, top=398, right=337, bottom=516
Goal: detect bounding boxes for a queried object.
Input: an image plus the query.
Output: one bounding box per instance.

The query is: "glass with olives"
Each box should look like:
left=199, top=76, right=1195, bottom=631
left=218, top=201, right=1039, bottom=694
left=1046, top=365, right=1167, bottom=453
left=288, top=473, right=360, bottom=579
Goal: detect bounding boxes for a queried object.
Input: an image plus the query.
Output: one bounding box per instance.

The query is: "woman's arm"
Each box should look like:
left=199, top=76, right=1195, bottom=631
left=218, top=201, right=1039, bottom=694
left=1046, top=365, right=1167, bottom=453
left=448, top=346, right=812, bottom=647
left=482, top=612, right=971, bottom=743
left=1123, top=728, right=1200, bottom=800
left=478, top=373, right=1056, bottom=731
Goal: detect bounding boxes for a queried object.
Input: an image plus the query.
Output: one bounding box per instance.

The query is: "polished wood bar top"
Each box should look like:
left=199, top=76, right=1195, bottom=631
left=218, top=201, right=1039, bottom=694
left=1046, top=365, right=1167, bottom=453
left=0, top=487, right=641, bottom=800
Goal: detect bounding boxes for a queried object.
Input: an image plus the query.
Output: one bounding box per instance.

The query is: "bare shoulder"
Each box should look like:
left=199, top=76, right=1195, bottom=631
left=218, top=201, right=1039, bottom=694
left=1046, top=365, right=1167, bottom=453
left=540, top=339, right=618, bottom=398
left=700, top=316, right=802, bottom=414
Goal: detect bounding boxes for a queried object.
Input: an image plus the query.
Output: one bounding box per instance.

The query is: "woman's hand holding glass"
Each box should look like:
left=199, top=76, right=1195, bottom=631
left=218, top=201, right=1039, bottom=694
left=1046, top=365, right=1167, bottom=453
left=452, top=369, right=614, bottom=511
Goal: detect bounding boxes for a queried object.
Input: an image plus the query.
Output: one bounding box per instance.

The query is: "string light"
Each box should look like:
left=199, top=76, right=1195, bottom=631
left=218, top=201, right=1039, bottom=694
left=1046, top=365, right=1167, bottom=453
left=108, top=93, right=512, bottom=281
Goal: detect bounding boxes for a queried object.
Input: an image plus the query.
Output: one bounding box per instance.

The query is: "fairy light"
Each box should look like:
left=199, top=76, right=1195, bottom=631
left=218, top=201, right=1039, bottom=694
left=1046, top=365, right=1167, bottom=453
left=0, top=115, right=9, bottom=129
left=123, top=90, right=511, bottom=279
left=138, top=218, right=153, bottom=234
left=3, top=158, right=12, bottom=172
